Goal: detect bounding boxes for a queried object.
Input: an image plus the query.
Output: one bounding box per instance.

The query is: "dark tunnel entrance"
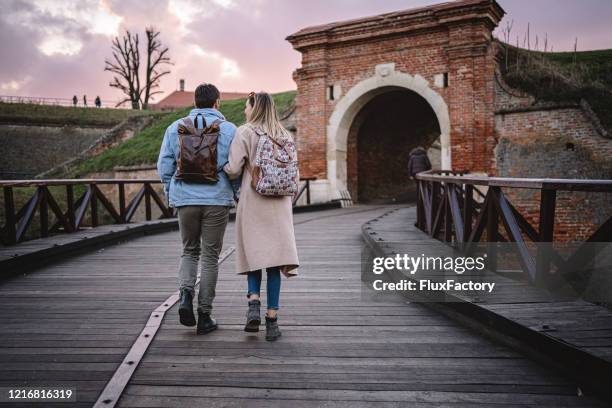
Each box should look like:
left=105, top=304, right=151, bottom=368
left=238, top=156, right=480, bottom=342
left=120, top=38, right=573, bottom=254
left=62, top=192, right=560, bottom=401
left=346, top=89, right=441, bottom=203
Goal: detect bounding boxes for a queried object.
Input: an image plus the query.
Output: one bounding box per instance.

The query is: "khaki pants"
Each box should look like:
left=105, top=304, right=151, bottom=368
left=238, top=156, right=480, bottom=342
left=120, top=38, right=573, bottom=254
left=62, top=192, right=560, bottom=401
left=177, top=205, right=230, bottom=314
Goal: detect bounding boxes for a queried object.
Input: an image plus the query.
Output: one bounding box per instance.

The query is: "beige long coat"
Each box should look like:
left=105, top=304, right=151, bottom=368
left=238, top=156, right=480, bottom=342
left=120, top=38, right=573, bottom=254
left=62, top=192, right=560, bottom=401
left=223, top=124, right=299, bottom=277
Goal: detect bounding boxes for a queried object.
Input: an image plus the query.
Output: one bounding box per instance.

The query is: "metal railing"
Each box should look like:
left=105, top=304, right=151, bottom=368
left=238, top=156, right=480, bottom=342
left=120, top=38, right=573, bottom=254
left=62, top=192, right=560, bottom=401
left=415, top=170, right=612, bottom=286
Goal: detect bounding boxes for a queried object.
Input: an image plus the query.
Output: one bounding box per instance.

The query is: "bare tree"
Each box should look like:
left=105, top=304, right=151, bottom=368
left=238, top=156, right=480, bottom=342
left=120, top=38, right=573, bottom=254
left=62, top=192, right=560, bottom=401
left=104, top=28, right=172, bottom=109
left=141, top=27, right=172, bottom=109
left=104, top=31, right=142, bottom=109
left=501, top=19, right=514, bottom=70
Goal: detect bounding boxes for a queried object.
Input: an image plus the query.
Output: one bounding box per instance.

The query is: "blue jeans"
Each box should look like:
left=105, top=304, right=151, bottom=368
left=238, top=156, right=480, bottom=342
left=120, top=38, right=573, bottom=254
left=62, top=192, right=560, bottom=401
left=247, top=267, right=281, bottom=310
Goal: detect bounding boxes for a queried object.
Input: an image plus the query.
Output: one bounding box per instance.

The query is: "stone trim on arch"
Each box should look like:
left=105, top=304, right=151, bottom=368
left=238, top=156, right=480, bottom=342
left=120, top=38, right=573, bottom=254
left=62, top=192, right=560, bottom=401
left=326, top=63, right=451, bottom=194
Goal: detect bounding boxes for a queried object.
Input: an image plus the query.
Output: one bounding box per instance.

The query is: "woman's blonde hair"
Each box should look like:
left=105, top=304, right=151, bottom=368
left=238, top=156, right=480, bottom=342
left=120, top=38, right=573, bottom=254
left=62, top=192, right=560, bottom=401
left=247, top=92, right=291, bottom=142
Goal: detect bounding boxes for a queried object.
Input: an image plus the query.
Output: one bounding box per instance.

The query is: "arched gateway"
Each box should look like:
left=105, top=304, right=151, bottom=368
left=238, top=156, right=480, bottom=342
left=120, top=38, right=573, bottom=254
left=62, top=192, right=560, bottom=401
left=287, top=0, right=504, bottom=203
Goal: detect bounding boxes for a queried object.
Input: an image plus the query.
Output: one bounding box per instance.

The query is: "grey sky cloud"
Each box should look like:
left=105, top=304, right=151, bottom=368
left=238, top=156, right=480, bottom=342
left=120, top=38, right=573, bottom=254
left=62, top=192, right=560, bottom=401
left=0, top=0, right=610, bottom=103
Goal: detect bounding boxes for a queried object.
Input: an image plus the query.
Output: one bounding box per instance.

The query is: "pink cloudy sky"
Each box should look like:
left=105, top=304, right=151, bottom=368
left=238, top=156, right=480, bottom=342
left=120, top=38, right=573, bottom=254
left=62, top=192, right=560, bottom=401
left=1, top=0, right=610, bottom=105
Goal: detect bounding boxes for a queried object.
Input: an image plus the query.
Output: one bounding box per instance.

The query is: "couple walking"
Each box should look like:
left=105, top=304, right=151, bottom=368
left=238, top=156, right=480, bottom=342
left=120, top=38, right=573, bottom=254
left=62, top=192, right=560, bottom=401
left=157, top=83, right=299, bottom=341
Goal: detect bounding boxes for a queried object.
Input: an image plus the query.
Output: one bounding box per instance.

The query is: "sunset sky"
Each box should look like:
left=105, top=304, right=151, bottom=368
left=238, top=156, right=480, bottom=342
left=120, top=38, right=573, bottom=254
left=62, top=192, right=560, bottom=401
left=1, top=0, right=610, bottom=105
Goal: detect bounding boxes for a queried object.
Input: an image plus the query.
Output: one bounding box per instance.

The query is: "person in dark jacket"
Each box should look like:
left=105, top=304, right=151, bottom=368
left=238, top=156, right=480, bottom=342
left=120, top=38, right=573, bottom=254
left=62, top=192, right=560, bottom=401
left=407, top=146, right=432, bottom=178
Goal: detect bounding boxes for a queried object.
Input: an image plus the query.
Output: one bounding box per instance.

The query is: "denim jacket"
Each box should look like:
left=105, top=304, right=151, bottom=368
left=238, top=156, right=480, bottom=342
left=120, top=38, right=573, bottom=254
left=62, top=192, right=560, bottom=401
left=157, top=108, right=238, bottom=207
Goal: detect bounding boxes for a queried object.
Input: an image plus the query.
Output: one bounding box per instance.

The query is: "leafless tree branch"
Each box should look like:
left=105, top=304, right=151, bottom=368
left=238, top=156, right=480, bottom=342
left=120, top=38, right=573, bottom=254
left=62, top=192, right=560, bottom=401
left=105, top=28, right=173, bottom=109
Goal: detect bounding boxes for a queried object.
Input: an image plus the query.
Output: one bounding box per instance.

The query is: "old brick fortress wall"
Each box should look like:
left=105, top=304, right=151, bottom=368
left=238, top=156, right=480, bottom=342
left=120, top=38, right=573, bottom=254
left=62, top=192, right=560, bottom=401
left=494, top=71, right=612, bottom=241
left=287, top=0, right=503, bottom=202
left=287, top=0, right=611, bottom=242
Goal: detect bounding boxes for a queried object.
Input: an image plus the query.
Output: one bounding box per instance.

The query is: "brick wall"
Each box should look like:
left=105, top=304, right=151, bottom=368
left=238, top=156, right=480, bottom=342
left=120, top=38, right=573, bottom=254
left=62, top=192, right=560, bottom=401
left=494, top=98, right=612, bottom=241
left=287, top=0, right=611, bottom=243
left=288, top=0, right=503, bottom=182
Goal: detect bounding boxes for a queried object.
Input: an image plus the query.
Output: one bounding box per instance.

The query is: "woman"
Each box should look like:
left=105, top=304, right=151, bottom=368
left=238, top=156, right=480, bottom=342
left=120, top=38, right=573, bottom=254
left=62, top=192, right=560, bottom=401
left=223, top=92, right=299, bottom=341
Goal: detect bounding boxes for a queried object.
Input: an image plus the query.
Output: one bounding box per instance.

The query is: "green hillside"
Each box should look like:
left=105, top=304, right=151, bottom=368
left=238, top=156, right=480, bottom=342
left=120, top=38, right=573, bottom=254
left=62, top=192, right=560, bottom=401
left=0, top=102, right=151, bottom=127
left=73, top=90, right=297, bottom=176
left=499, top=44, right=612, bottom=134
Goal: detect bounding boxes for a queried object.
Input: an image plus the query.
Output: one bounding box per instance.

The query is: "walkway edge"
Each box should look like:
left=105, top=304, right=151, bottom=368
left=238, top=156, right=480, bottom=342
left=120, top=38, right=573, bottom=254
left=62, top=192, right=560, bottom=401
left=1, top=202, right=341, bottom=279
left=361, top=208, right=612, bottom=403
left=1, top=219, right=179, bottom=279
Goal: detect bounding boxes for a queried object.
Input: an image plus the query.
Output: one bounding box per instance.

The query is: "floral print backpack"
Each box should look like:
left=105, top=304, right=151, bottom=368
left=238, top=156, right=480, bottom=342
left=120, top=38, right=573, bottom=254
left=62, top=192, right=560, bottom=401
left=249, top=125, right=299, bottom=197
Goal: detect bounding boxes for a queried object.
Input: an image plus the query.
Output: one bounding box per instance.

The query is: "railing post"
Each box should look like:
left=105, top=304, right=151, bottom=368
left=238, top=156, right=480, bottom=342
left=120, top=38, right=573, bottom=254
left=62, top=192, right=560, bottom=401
left=536, top=189, right=557, bottom=286
left=66, top=185, right=75, bottom=232
left=145, top=183, right=152, bottom=221
left=431, top=181, right=440, bottom=234
left=39, top=187, right=49, bottom=238
left=306, top=180, right=311, bottom=205
left=90, top=184, right=98, bottom=227
left=118, top=183, right=126, bottom=223
left=3, top=186, right=17, bottom=245
left=463, top=184, right=473, bottom=243
left=416, top=179, right=423, bottom=230
left=444, top=184, right=452, bottom=243
left=486, top=187, right=500, bottom=273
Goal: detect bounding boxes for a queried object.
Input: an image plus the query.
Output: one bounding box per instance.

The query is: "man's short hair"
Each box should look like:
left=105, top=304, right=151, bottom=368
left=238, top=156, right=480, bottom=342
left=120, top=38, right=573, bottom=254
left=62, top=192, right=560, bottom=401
left=194, top=83, right=220, bottom=108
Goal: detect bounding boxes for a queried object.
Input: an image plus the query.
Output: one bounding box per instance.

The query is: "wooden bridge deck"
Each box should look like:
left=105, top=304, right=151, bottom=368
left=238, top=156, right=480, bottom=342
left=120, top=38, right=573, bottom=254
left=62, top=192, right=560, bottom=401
left=0, top=206, right=606, bottom=407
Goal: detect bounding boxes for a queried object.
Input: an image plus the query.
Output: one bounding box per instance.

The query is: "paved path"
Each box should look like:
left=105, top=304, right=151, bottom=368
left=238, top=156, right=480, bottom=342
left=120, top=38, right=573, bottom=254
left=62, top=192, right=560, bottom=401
left=0, top=206, right=605, bottom=407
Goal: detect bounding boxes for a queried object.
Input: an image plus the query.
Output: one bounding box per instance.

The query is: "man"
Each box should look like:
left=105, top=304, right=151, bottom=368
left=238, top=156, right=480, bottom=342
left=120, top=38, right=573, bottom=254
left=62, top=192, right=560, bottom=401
left=407, top=146, right=432, bottom=179
left=408, top=146, right=432, bottom=228
left=157, top=83, right=237, bottom=335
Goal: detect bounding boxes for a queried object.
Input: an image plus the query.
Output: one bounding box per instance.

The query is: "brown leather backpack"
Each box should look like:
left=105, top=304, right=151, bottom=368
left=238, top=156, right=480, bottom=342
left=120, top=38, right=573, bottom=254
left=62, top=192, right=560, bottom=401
left=175, top=114, right=222, bottom=183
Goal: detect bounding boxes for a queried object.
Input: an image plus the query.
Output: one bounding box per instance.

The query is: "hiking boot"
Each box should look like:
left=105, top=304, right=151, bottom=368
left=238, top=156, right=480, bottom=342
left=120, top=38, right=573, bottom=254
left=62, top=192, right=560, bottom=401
left=244, top=299, right=261, bottom=332
left=265, top=316, right=282, bottom=341
left=178, top=288, right=196, bottom=327
left=197, top=311, right=218, bottom=335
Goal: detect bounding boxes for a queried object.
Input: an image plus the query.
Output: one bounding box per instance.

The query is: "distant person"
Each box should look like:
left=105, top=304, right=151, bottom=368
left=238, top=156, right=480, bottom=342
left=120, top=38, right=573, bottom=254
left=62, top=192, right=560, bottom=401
left=407, top=146, right=432, bottom=179
left=223, top=91, right=300, bottom=341
left=95, top=96, right=101, bottom=108
left=72, top=95, right=78, bottom=107
left=83, top=95, right=87, bottom=107
left=157, top=83, right=237, bottom=335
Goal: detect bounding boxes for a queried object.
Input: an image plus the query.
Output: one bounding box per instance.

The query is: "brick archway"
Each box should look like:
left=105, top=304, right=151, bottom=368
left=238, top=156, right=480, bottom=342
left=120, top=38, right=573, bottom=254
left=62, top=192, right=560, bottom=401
left=327, top=64, right=450, bottom=194
left=287, top=0, right=504, bottom=203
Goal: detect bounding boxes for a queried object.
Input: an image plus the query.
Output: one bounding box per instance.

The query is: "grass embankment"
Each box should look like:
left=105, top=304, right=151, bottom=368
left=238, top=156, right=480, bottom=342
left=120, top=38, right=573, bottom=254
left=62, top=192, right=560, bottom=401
left=499, top=44, right=612, bottom=134
left=0, top=102, right=152, bottom=127
left=1, top=92, right=296, bottom=242
left=73, top=90, right=297, bottom=176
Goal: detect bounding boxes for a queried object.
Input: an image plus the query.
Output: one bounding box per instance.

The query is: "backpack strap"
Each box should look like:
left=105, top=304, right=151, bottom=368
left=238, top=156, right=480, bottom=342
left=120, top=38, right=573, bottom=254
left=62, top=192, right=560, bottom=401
left=193, top=113, right=206, bottom=129
left=178, top=117, right=203, bottom=136
left=204, top=119, right=223, bottom=134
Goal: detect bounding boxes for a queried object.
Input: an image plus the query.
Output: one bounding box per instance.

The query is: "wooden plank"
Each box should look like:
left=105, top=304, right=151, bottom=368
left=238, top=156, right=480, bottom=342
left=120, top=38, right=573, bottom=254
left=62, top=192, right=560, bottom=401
left=0, top=205, right=607, bottom=407
left=365, top=206, right=612, bottom=404
left=120, top=385, right=606, bottom=407
left=92, top=247, right=235, bottom=408
left=416, top=171, right=612, bottom=192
